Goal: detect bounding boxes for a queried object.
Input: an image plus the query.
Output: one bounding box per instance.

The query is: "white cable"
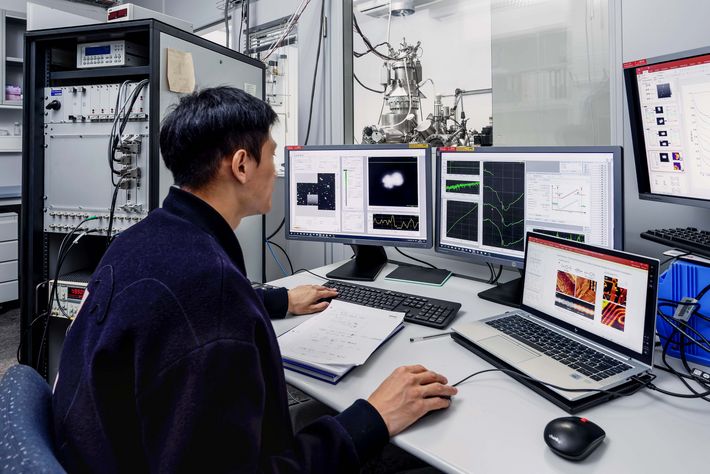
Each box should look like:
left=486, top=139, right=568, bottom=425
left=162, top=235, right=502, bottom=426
left=386, top=0, right=393, bottom=46
left=263, top=0, right=310, bottom=61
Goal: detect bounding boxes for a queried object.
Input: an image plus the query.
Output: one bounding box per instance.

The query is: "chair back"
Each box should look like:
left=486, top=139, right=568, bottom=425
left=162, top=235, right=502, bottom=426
left=0, top=364, right=66, bottom=473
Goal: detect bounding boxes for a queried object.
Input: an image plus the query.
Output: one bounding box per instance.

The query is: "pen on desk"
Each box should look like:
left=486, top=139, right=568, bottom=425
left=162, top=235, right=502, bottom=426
left=410, top=332, right=453, bottom=343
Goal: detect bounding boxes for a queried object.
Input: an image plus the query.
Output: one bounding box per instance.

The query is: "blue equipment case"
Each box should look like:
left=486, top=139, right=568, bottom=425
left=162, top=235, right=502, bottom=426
left=657, top=260, right=710, bottom=367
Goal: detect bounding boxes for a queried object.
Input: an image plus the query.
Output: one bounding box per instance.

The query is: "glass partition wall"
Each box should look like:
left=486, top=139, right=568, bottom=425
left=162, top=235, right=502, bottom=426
left=350, top=0, right=613, bottom=147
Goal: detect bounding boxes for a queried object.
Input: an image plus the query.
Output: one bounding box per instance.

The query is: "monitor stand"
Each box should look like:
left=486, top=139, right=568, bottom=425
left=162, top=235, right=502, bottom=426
left=326, top=245, right=388, bottom=281
left=478, top=277, right=524, bottom=308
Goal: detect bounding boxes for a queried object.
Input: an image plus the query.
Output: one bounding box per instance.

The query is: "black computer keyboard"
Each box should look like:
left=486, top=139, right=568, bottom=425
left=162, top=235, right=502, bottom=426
left=487, top=314, right=632, bottom=381
left=641, top=227, right=710, bottom=259
left=322, top=280, right=461, bottom=329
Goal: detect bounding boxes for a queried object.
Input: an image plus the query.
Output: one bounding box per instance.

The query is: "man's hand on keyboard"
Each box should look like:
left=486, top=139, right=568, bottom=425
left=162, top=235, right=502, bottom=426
left=367, top=364, right=457, bottom=436
left=287, top=284, right=338, bottom=315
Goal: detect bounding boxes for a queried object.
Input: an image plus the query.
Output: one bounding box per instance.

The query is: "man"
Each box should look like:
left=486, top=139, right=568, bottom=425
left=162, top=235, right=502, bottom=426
left=52, top=87, right=456, bottom=473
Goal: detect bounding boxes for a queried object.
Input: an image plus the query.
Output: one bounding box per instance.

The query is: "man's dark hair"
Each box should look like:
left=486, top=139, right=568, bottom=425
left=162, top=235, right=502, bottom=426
left=160, top=86, right=278, bottom=188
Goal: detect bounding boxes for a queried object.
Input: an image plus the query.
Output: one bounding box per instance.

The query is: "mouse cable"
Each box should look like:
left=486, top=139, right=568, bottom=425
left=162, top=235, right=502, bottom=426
left=452, top=368, right=651, bottom=397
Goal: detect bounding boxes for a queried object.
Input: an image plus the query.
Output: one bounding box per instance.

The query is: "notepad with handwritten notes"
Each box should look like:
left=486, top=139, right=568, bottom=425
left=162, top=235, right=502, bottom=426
left=278, top=299, right=405, bottom=384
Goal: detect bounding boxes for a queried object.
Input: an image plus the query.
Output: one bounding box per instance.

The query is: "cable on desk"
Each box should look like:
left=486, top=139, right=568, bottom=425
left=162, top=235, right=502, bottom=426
left=393, top=247, right=438, bottom=269
left=452, top=368, right=650, bottom=398
left=294, top=268, right=329, bottom=281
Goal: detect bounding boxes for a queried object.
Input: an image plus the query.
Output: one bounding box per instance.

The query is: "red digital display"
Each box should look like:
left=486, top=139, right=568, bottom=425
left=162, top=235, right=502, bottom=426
left=108, top=8, right=128, bottom=21
left=67, top=287, right=86, bottom=301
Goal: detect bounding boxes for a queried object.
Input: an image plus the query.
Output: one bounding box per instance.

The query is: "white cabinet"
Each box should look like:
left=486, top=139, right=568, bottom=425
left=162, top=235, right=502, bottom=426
left=0, top=212, right=17, bottom=303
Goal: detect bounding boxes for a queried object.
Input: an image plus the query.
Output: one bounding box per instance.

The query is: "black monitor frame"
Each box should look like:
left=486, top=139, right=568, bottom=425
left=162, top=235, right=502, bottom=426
left=624, top=46, right=710, bottom=209
left=434, top=146, right=624, bottom=307
left=284, top=144, right=433, bottom=281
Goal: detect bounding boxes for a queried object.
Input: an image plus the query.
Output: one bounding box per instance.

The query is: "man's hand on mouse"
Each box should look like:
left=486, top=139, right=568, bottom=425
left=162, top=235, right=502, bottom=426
left=367, top=364, right=458, bottom=436
left=287, top=284, right=338, bottom=315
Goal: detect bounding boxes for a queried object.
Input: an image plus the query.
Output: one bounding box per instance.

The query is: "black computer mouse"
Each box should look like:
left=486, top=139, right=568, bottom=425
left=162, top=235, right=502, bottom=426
left=543, top=416, right=605, bottom=461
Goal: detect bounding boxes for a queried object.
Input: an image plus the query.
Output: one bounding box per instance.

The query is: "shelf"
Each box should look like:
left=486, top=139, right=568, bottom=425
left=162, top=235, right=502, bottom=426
left=51, top=66, right=151, bottom=81
left=5, top=57, right=22, bottom=64
left=0, top=104, right=21, bottom=110
left=0, top=186, right=20, bottom=199
left=0, top=136, right=21, bottom=152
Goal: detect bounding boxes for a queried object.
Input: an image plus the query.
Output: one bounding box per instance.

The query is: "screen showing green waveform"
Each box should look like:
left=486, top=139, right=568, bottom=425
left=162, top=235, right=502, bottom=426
left=445, top=180, right=481, bottom=195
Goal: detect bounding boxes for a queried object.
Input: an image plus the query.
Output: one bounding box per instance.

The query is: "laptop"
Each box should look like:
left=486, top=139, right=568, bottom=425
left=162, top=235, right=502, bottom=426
left=453, top=232, right=659, bottom=402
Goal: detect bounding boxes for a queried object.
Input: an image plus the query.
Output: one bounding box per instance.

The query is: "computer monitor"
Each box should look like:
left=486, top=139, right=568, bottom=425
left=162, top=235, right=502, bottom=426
left=624, top=46, right=710, bottom=209
left=285, top=144, right=432, bottom=281
left=435, top=146, right=623, bottom=307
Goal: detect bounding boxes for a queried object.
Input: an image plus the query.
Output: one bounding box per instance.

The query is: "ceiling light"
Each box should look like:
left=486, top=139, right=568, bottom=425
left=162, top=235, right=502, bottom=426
left=391, top=0, right=415, bottom=16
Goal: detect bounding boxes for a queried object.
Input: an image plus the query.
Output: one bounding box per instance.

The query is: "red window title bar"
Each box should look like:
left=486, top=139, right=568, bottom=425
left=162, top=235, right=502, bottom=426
left=529, top=236, right=650, bottom=270
left=635, top=53, right=710, bottom=75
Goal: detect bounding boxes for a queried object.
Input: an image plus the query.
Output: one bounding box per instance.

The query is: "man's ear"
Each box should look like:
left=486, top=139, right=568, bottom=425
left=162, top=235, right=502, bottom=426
left=230, top=149, right=250, bottom=184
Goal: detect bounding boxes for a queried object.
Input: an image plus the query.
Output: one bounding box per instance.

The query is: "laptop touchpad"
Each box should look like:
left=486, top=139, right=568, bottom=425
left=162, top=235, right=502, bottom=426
left=479, top=336, right=540, bottom=363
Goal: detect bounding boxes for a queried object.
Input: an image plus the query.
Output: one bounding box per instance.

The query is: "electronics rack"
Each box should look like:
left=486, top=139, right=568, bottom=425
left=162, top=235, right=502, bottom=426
left=21, top=20, right=266, bottom=378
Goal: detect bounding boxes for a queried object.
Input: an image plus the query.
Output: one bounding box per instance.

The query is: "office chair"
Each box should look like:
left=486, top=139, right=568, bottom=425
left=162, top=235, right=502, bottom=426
left=0, top=364, right=66, bottom=473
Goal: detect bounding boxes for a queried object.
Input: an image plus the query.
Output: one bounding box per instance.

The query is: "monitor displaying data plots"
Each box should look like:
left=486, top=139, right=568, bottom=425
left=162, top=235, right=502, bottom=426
left=285, top=144, right=432, bottom=248
left=625, top=47, right=710, bottom=209
left=435, top=147, right=623, bottom=267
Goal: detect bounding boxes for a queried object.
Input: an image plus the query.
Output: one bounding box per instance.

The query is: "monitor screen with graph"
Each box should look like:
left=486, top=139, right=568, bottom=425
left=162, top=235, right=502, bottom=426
left=286, top=144, right=433, bottom=280
left=435, top=147, right=623, bottom=268
left=624, top=47, right=710, bottom=209
left=285, top=144, right=432, bottom=248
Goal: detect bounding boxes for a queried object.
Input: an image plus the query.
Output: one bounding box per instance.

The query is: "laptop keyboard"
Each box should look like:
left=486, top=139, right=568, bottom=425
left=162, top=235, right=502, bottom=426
left=486, top=314, right=633, bottom=381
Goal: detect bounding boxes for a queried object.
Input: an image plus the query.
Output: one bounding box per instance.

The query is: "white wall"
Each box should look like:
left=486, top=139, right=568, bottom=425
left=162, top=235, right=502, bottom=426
left=0, top=0, right=26, bottom=12
left=620, top=0, right=710, bottom=256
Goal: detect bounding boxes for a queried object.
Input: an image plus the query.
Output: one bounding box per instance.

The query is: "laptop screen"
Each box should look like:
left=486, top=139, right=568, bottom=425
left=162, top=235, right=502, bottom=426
left=522, top=233, right=658, bottom=364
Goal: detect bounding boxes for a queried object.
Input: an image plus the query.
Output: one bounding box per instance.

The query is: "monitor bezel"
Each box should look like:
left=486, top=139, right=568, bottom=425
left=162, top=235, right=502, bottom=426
left=624, top=46, right=710, bottom=209
left=521, top=232, right=658, bottom=367
left=284, top=144, right=433, bottom=249
left=434, top=146, right=624, bottom=268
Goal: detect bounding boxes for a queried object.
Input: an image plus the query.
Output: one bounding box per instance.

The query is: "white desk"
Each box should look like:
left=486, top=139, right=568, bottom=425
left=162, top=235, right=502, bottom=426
left=270, top=262, right=710, bottom=474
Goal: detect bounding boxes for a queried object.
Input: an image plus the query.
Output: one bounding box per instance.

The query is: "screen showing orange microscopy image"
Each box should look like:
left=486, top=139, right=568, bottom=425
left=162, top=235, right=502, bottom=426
left=555, top=271, right=597, bottom=319
left=601, top=276, right=628, bottom=331
left=601, top=300, right=626, bottom=331
left=603, top=276, right=627, bottom=305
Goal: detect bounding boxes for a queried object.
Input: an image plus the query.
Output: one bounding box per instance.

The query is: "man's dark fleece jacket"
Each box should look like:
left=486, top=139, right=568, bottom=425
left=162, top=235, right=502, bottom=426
left=52, top=187, right=389, bottom=473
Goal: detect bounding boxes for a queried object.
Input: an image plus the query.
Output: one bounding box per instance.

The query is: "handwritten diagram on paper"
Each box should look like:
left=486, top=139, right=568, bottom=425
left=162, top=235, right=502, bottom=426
left=278, top=299, right=404, bottom=366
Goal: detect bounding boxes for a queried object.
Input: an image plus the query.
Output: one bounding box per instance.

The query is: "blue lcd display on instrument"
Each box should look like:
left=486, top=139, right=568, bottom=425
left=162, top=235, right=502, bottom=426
left=85, top=45, right=111, bottom=56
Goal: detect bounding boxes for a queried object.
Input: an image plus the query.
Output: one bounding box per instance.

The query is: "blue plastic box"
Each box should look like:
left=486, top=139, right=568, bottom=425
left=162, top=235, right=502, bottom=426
left=656, top=260, right=710, bottom=367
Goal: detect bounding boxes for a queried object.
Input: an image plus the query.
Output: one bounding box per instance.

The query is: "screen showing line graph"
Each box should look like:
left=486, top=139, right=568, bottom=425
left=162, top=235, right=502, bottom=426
left=482, top=162, right=525, bottom=252
left=446, top=201, right=478, bottom=242
left=287, top=146, right=430, bottom=246
left=437, top=149, right=617, bottom=265
left=373, top=214, right=420, bottom=231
